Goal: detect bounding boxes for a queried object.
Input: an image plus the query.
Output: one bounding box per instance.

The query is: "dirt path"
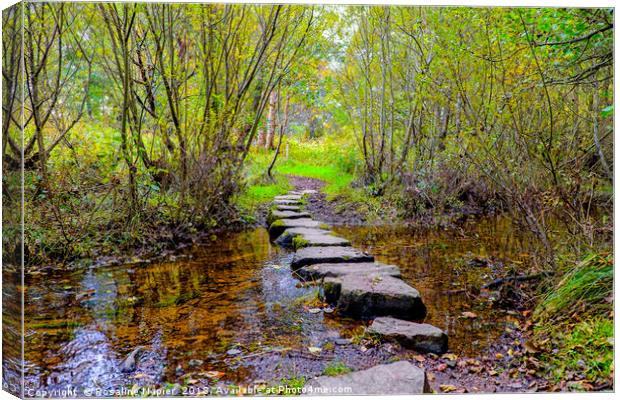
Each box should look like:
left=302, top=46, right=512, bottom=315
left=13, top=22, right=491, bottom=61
left=287, top=176, right=367, bottom=225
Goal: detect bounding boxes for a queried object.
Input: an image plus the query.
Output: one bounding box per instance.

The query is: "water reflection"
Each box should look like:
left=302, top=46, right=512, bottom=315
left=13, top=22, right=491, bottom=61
left=24, top=217, right=542, bottom=394
left=333, top=216, right=543, bottom=355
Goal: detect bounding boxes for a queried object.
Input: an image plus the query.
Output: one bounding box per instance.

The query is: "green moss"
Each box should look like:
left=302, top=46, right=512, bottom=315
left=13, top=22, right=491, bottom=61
left=292, top=236, right=309, bottom=249
left=322, top=361, right=352, bottom=376
left=319, top=223, right=330, bottom=230
left=270, top=219, right=285, bottom=228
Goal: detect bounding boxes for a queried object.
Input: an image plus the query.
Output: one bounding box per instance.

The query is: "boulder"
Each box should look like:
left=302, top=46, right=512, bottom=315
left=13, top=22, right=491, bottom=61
left=290, top=246, right=373, bottom=270
left=367, top=317, right=448, bottom=354
left=323, top=275, right=426, bottom=320
left=269, top=218, right=325, bottom=238
left=275, top=228, right=350, bottom=249
left=267, top=210, right=311, bottom=225
left=296, top=262, right=401, bottom=281
left=303, top=361, right=430, bottom=395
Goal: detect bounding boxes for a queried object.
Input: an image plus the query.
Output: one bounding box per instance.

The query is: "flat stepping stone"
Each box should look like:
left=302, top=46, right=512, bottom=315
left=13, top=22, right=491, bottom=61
left=290, top=246, right=373, bottom=270
left=267, top=210, right=311, bottom=225
left=323, top=274, right=426, bottom=320
left=290, top=189, right=317, bottom=195
left=269, top=218, right=325, bottom=238
left=276, top=228, right=350, bottom=249
left=368, top=317, right=448, bottom=354
left=273, top=199, right=302, bottom=206
left=296, top=262, right=401, bottom=281
left=275, top=205, right=302, bottom=212
left=274, top=194, right=303, bottom=201
left=303, top=361, right=430, bottom=394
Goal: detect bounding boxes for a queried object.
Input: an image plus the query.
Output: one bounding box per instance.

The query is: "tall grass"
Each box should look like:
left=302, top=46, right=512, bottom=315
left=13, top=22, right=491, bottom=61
left=535, top=252, right=613, bottom=324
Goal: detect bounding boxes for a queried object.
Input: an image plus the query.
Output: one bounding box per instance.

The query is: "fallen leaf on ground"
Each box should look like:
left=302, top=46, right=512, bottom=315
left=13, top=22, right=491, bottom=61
left=442, top=353, right=458, bottom=361
left=308, top=346, right=322, bottom=354
left=413, top=354, right=425, bottom=362
left=436, top=363, right=448, bottom=372
left=204, top=371, right=224, bottom=379
left=440, top=384, right=457, bottom=393
left=461, top=311, right=478, bottom=319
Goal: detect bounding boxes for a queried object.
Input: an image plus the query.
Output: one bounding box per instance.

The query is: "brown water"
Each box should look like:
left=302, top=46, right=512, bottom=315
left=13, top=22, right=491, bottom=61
left=20, top=216, right=542, bottom=396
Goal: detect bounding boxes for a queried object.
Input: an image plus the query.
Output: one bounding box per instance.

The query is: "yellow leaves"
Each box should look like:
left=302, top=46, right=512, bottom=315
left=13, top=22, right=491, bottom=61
left=439, top=384, right=457, bottom=393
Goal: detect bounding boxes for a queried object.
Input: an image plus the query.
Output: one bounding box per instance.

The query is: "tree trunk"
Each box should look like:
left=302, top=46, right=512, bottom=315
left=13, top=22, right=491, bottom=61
left=266, top=91, right=278, bottom=149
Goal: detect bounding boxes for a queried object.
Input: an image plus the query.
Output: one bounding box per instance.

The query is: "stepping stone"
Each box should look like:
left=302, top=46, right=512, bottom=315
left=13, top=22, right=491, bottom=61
left=275, top=228, right=350, bottom=249
left=274, top=194, right=303, bottom=201
left=323, top=275, right=426, bottom=320
left=367, top=317, right=448, bottom=354
left=267, top=210, right=311, bottom=225
left=291, top=189, right=317, bottom=195
left=275, top=205, right=302, bottom=212
left=273, top=199, right=302, bottom=206
left=303, top=361, right=430, bottom=394
left=296, top=262, right=401, bottom=281
left=269, top=218, right=325, bottom=238
left=290, top=246, right=373, bottom=270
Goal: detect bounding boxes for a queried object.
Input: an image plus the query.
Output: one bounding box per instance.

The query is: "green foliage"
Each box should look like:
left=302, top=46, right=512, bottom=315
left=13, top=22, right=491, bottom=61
left=535, top=252, right=613, bottom=323
left=532, top=251, right=613, bottom=386
left=537, top=317, right=613, bottom=385
left=322, top=361, right=352, bottom=376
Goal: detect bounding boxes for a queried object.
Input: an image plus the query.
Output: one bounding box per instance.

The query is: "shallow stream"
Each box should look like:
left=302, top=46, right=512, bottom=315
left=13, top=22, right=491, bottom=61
left=19, top=215, right=543, bottom=395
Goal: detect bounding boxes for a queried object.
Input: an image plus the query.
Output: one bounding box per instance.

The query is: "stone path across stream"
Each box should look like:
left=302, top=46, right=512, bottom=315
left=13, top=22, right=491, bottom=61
left=266, top=189, right=450, bottom=394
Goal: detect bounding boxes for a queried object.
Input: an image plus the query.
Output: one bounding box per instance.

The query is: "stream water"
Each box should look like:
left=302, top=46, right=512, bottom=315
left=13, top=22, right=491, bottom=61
left=16, top=215, right=544, bottom=396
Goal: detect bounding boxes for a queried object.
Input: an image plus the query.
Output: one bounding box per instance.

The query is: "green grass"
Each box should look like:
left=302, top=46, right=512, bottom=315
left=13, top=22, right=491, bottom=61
left=276, top=161, right=355, bottom=196
left=537, top=317, right=613, bottom=385
left=238, top=135, right=362, bottom=212
left=322, top=361, right=352, bottom=376
left=532, top=251, right=614, bottom=386
left=535, top=252, right=613, bottom=322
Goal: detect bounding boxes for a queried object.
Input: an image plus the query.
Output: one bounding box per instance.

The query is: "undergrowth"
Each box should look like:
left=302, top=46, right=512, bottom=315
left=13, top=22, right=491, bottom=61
left=532, top=251, right=613, bottom=388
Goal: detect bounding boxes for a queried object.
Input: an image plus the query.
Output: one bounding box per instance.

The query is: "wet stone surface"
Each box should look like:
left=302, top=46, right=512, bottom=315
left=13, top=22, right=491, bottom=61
left=276, top=229, right=350, bottom=249
left=304, top=360, right=430, bottom=395
left=269, top=218, right=325, bottom=238
left=267, top=210, right=311, bottom=225
left=291, top=246, right=374, bottom=270
left=296, top=262, right=401, bottom=281
left=323, top=274, right=427, bottom=320
left=368, top=317, right=448, bottom=354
